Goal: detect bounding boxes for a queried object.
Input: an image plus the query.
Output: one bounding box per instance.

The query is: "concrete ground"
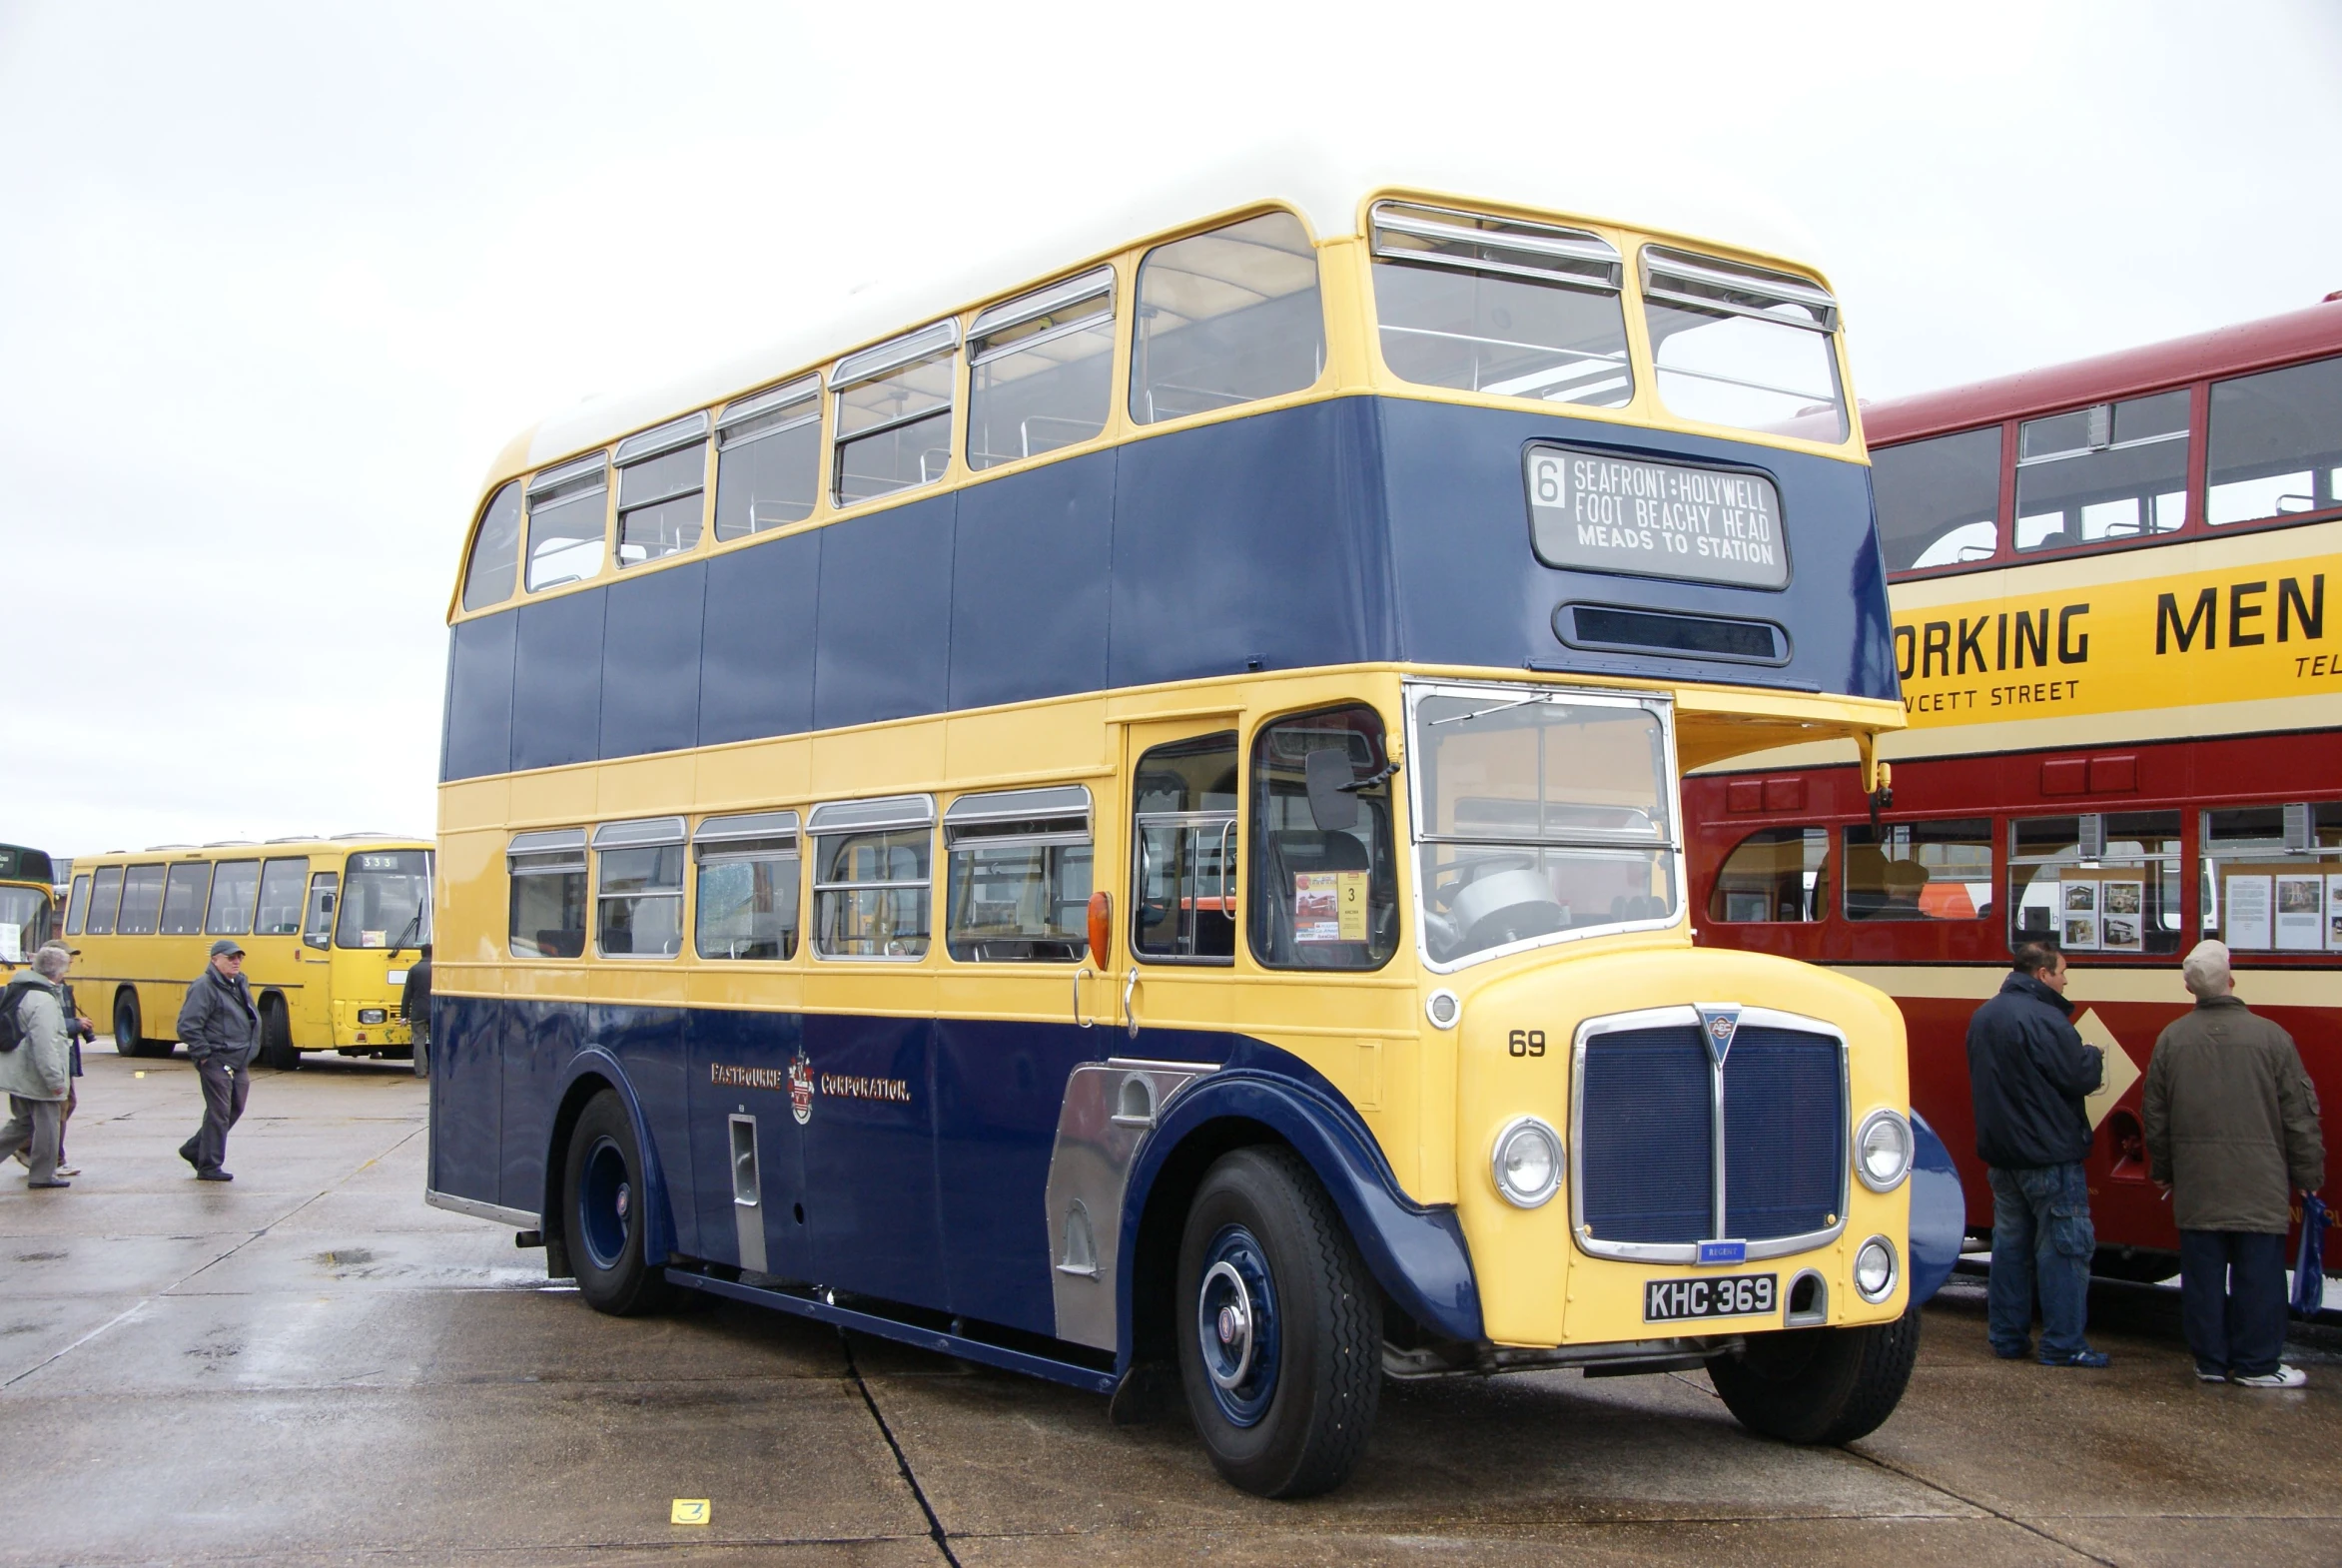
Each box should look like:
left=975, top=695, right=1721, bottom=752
left=4, top=1053, right=2339, bottom=1568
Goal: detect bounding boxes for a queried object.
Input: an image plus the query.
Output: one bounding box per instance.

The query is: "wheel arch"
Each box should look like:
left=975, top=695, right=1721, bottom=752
left=538, top=1047, right=680, bottom=1278
left=1907, top=1111, right=1965, bottom=1305
left=1118, top=1070, right=1483, bottom=1366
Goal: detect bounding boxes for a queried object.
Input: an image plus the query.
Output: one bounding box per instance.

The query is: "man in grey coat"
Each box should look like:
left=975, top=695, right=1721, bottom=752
left=0, top=942, right=77, bottom=1187
left=2143, top=940, right=2326, bottom=1388
left=176, top=938, right=260, bottom=1181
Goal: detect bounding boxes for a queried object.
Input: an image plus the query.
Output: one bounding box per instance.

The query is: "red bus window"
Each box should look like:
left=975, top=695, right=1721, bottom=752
left=2201, top=803, right=2342, bottom=954
left=1710, top=826, right=1827, bottom=923
left=2010, top=812, right=2182, bottom=957
left=1843, top=820, right=1991, bottom=922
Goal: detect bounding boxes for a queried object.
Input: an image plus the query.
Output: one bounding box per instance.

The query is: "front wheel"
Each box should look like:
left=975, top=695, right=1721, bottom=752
left=562, top=1091, right=673, bottom=1316
left=1175, top=1147, right=1379, bottom=1498
left=1709, top=1305, right=1921, bottom=1445
left=259, top=1000, right=301, bottom=1072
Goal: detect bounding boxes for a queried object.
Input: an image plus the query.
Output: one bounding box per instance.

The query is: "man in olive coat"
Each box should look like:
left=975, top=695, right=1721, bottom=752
left=2144, top=940, right=2325, bottom=1388
left=0, top=943, right=78, bottom=1187
left=176, top=939, right=260, bottom=1180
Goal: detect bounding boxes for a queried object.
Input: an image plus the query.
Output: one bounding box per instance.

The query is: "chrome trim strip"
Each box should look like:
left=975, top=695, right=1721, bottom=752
left=834, top=319, right=960, bottom=390
left=1568, top=1005, right=1851, bottom=1265
left=425, top=1190, right=538, bottom=1229
left=807, top=794, right=936, bottom=836
left=1371, top=202, right=1621, bottom=268
left=694, top=809, right=801, bottom=845
left=1641, top=246, right=1839, bottom=333
left=527, top=453, right=608, bottom=498
left=719, top=373, right=820, bottom=431
left=970, top=265, right=1115, bottom=346
left=592, top=816, right=688, bottom=850
left=614, top=410, right=710, bottom=466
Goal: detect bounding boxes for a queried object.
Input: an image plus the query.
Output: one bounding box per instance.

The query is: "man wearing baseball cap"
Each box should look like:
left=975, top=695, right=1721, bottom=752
left=176, top=939, right=259, bottom=1180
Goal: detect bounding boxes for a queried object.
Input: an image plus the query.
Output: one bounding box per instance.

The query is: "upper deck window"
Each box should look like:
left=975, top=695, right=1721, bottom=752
left=1640, top=248, right=1846, bottom=441
left=2015, top=392, right=2188, bottom=551
left=944, top=786, right=1094, bottom=962
left=834, top=322, right=958, bottom=505
left=461, top=481, right=522, bottom=610
left=968, top=268, right=1116, bottom=470
left=1408, top=688, right=1677, bottom=968
left=714, top=376, right=820, bottom=539
left=1131, top=212, right=1324, bottom=425
left=2208, top=354, right=2342, bottom=526
left=1874, top=427, right=2001, bottom=573
left=525, top=454, right=610, bottom=592
left=1368, top=203, right=1631, bottom=409
left=614, top=414, right=708, bottom=568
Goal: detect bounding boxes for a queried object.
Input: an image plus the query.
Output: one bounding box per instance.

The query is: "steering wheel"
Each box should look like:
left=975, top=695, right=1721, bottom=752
left=1430, top=853, right=1536, bottom=912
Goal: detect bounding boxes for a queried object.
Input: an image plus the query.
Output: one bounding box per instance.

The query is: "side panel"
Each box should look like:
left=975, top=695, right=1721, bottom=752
left=499, top=997, right=583, bottom=1214
left=599, top=563, right=706, bottom=762
left=813, top=495, right=956, bottom=733
left=798, top=1009, right=945, bottom=1308
left=511, top=591, right=607, bottom=774
left=949, top=452, right=1114, bottom=712
left=686, top=1005, right=813, bottom=1281
left=428, top=994, right=504, bottom=1206
left=602, top=1002, right=697, bottom=1259
left=699, top=528, right=821, bottom=748
left=443, top=614, right=516, bottom=781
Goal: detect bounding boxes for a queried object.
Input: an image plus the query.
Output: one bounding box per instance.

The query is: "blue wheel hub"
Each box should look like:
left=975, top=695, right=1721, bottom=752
left=579, top=1135, right=632, bottom=1270
left=1196, top=1223, right=1279, bottom=1426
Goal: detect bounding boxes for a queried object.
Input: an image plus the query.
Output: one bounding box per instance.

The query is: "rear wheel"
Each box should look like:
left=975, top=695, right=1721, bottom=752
left=562, top=1091, right=673, bottom=1316
left=1709, top=1304, right=1921, bottom=1445
left=1175, top=1147, right=1379, bottom=1498
left=259, top=998, right=301, bottom=1071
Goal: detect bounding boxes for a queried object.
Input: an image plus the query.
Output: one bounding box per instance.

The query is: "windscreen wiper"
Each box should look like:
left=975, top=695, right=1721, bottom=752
left=1429, top=695, right=1544, bottom=727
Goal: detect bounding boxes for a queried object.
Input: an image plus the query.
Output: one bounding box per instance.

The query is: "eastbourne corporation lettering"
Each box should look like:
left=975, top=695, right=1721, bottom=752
left=1524, top=444, right=1789, bottom=589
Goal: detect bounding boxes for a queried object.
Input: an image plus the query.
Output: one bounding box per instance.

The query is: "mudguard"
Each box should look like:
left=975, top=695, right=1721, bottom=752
left=1907, top=1111, right=1964, bottom=1305
left=547, top=1046, right=680, bottom=1265
left=1120, top=1068, right=1484, bottom=1346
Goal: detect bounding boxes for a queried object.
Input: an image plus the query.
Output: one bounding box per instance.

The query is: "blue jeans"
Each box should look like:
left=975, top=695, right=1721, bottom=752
left=1987, top=1163, right=2094, bottom=1358
left=2178, top=1229, right=2288, bottom=1378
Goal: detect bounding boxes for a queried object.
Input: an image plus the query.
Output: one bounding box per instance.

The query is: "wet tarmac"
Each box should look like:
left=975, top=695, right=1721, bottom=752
left=4, top=1052, right=2339, bottom=1567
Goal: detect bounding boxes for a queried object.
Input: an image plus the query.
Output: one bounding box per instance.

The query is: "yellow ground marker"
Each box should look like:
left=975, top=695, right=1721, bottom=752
left=670, top=1499, right=710, bottom=1526
left=134, top=1071, right=145, bottom=1079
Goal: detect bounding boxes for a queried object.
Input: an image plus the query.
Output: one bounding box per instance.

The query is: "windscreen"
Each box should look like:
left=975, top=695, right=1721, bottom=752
left=337, top=850, right=433, bottom=950
left=0, top=885, right=50, bottom=961
left=1411, top=690, right=1678, bottom=965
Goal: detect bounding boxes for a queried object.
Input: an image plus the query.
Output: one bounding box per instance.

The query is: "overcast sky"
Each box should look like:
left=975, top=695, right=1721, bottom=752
left=2, top=0, right=2337, bottom=859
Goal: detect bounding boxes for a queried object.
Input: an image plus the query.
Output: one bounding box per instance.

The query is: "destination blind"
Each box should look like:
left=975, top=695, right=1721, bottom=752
left=1524, top=443, right=1789, bottom=589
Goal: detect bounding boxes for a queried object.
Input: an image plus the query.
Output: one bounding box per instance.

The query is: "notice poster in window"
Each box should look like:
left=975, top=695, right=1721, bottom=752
left=2100, top=881, right=2144, bottom=953
left=2275, top=874, right=2324, bottom=951
left=2225, top=874, right=2274, bottom=951
left=2328, top=874, right=2342, bottom=953
left=0, top=922, right=19, bottom=964
left=2061, top=880, right=2098, bottom=950
left=1293, top=872, right=1367, bottom=944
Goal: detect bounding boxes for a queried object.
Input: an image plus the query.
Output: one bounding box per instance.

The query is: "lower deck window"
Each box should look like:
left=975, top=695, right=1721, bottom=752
left=1248, top=707, right=1398, bottom=970
left=508, top=830, right=586, bottom=958
left=2009, top=812, right=2181, bottom=956
left=1710, top=826, right=1828, bottom=923
left=1132, top=733, right=1238, bottom=962
left=1843, top=820, right=1991, bottom=922
left=944, top=786, right=1093, bottom=962
left=597, top=853, right=683, bottom=957
left=2201, top=802, right=2341, bottom=954
left=811, top=796, right=934, bottom=959
left=695, top=811, right=802, bottom=961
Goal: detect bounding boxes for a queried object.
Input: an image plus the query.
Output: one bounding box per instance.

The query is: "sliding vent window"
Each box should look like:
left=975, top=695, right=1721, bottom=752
left=1132, top=733, right=1239, bottom=962
left=614, top=414, right=707, bottom=568
left=595, top=818, right=684, bottom=958
left=461, top=481, right=522, bottom=609
left=714, top=376, right=820, bottom=539
left=2209, top=355, right=2342, bottom=525
left=968, top=269, right=1115, bottom=470
left=1874, top=427, right=2002, bottom=572
left=2016, top=392, right=2188, bottom=551
left=811, top=796, right=933, bottom=959
left=508, top=830, right=586, bottom=958
left=1370, top=203, right=1630, bottom=408
left=2010, top=813, right=2181, bottom=956
left=1409, top=690, right=1677, bottom=966
left=524, top=455, right=609, bottom=592
left=1641, top=248, right=1846, bottom=441
left=944, top=787, right=1094, bottom=961
left=1248, top=707, right=1399, bottom=971
left=695, top=811, right=800, bottom=960
left=1132, top=212, right=1324, bottom=424
left=833, top=322, right=958, bottom=505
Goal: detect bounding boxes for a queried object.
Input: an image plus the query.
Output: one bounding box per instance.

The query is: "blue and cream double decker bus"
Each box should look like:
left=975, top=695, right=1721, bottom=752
left=428, top=160, right=1962, bottom=1496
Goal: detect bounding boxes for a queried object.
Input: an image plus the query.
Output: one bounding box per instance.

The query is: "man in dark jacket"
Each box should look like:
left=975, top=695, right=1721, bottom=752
left=176, top=939, right=260, bottom=1180
left=2144, top=940, right=2325, bottom=1388
left=1967, top=939, right=2107, bottom=1366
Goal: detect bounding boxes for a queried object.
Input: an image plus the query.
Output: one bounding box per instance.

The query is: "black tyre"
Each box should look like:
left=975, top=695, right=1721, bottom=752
left=259, top=999, right=301, bottom=1072
left=2089, top=1245, right=2177, bottom=1283
left=562, top=1091, right=674, bottom=1316
left=1174, top=1146, right=1379, bottom=1498
left=114, top=992, right=142, bottom=1057
left=1710, top=1304, right=1921, bottom=1446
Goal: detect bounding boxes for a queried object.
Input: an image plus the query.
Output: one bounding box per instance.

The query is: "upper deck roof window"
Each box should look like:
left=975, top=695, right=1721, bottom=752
left=715, top=376, right=821, bottom=539
left=1131, top=212, right=1324, bottom=425
left=1640, top=247, right=1847, bottom=442
left=968, top=268, right=1116, bottom=471
left=1369, top=202, right=1632, bottom=409
left=524, top=453, right=610, bottom=592
left=614, top=413, right=708, bottom=569
left=833, top=321, right=959, bottom=506
left=2014, top=391, right=2188, bottom=551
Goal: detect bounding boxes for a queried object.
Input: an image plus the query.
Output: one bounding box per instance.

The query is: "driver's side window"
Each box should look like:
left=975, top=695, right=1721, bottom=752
left=302, top=872, right=338, bottom=950
left=1247, top=706, right=1399, bottom=971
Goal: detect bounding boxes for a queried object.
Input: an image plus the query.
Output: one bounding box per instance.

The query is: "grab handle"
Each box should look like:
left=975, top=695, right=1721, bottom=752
left=1123, top=968, right=1140, bottom=1040
left=1073, top=967, right=1094, bottom=1030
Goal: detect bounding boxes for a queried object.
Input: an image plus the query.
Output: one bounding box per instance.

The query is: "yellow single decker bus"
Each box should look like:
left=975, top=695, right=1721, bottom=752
left=428, top=159, right=1963, bottom=1497
left=65, top=837, right=432, bottom=1070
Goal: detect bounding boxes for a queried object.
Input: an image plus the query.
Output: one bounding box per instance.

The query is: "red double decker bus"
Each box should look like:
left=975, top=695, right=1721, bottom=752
left=1687, top=296, right=2342, bottom=1276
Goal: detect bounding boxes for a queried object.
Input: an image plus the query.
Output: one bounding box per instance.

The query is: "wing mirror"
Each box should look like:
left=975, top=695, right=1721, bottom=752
left=1305, top=747, right=1360, bottom=832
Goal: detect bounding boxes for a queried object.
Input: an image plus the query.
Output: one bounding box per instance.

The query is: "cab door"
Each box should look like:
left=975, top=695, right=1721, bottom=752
left=1119, top=716, right=1242, bottom=1050
left=295, top=870, right=339, bottom=1044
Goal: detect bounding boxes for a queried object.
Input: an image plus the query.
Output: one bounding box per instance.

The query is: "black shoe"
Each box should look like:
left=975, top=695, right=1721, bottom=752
left=196, top=1170, right=234, bottom=1182
left=178, top=1145, right=199, bottom=1171
left=2039, top=1347, right=2110, bottom=1368
left=1991, top=1343, right=2032, bottom=1360
left=28, top=1178, right=70, bottom=1188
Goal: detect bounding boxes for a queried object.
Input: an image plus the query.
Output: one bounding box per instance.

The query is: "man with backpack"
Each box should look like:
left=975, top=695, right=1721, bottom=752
left=0, top=942, right=79, bottom=1188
